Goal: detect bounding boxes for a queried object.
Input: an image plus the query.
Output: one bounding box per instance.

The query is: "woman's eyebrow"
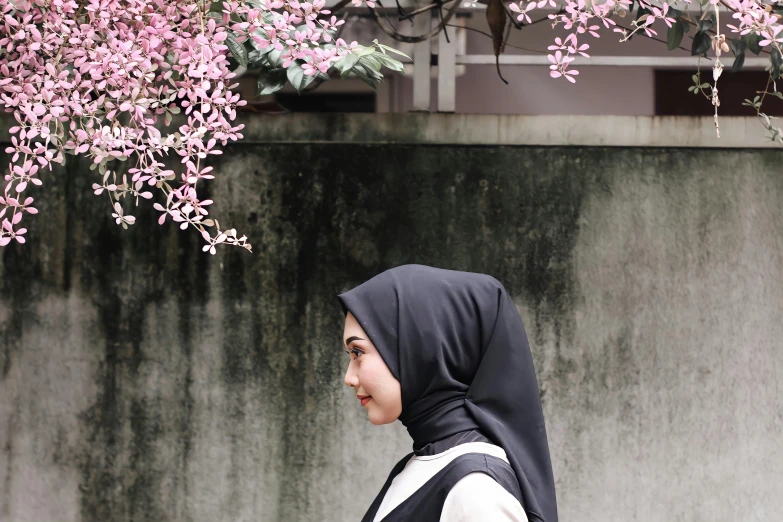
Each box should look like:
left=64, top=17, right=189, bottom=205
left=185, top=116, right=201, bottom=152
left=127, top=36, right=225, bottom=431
left=344, top=335, right=365, bottom=347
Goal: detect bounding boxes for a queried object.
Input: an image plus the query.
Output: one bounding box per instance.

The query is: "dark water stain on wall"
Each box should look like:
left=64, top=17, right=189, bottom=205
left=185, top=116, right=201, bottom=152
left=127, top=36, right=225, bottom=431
left=127, top=399, right=165, bottom=522
left=187, top=142, right=607, bottom=520
left=0, top=138, right=708, bottom=522
left=0, top=152, right=211, bottom=522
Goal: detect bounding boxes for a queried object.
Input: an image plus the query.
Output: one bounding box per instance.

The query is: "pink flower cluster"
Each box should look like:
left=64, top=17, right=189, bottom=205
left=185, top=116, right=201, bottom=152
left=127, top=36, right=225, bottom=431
left=0, top=0, right=251, bottom=252
left=0, top=0, right=371, bottom=253
left=725, top=0, right=783, bottom=48
left=224, top=0, right=359, bottom=76
left=508, top=0, right=783, bottom=84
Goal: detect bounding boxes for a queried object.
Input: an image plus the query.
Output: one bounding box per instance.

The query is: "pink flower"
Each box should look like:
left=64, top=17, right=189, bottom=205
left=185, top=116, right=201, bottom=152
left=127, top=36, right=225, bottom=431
left=0, top=0, right=401, bottom=254
left=760, top=25, right=783, bottom=46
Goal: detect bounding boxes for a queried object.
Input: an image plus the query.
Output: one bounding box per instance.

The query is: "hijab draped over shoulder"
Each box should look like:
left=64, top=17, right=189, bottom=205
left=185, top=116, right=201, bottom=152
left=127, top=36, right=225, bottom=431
left=337, top=264, right=558, bottom=522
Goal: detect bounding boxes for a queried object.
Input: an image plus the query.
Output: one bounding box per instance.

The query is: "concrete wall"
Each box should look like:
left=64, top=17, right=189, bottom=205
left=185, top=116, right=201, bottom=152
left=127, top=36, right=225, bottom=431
left=1, top=114, right=781, bottom=522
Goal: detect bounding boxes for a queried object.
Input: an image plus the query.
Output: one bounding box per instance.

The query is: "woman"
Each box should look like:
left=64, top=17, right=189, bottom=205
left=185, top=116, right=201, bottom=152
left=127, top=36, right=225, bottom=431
left=337, top=264, right=558, bottom=522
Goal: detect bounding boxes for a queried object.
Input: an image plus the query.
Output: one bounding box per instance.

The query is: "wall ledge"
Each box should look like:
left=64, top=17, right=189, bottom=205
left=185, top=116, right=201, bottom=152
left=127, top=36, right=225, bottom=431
left=1, top=112, right=778, bottom=148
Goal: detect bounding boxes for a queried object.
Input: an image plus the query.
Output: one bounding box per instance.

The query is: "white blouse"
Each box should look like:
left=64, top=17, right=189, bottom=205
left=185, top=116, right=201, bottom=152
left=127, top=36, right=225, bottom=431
left=372, top=442, right=528, bottom=522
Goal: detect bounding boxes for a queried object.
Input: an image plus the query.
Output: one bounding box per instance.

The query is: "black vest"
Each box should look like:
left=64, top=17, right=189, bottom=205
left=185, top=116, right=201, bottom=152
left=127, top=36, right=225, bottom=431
left=360, top=451, right=524, bottom=522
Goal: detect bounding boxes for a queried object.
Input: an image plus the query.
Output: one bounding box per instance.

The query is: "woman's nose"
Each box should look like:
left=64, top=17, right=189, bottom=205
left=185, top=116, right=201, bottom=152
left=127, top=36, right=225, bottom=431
left=344, top=362, right=359, bottom=387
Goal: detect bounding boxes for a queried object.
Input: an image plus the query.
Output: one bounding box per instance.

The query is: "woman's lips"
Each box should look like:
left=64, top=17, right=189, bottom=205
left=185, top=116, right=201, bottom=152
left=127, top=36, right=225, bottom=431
left=361, top=396, right=372, bottom=406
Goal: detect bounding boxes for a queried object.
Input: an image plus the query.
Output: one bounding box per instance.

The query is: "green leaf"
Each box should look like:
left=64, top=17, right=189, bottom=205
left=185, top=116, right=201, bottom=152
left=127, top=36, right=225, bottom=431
left=286, top=62, right=316, bottom=93
left=360, top=54, right=383, bottom=72
left=691, top=31, right=710, bottom=56
left=772, top=46, right=783, bottom=67
left=353, top=45, right=377, bottom=57
left=334, top=53, right=360, bottom=75
left=267, top=49, right=283, bottom=68
left=357, top=58, right=384, bottom=80
left=372, top=51, right=405, bottom=72
left=249, top=45, right=275, bottom=61
left=667, top=20, right=685, bottom=50
left=732, top=51, right=746, bottom=73
left=257, top=68, right=288, bottom=96
left=771, top=46, right=783, bottom=80
left=730, top=38, right=747, bottom=57
left=226, top=33, right=249, bottom=68
left=252, top=55, right=271, bottom=70
left=730, top=37, right=748, bottom=74
left=350, top=64, right=379, bottom=92
left=286, top=63, right=306, bottom=92
left=375, top=41, right=412, bottom=60
left=746, top=32, right=762, bottom=55
left=697, top=12, right=715, bottom=33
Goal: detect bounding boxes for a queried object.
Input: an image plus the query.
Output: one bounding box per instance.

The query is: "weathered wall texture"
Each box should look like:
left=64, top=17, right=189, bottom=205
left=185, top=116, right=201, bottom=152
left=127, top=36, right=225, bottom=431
left=1, top=114, right=782, bottom=522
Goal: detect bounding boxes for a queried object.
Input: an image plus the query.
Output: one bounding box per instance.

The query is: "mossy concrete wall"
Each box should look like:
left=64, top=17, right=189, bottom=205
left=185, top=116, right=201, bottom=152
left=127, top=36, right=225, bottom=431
left=1, top=114, right=781, bottom=522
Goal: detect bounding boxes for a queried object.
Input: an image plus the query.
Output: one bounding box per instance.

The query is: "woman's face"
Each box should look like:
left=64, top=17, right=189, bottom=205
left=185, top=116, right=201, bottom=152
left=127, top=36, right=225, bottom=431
left=342, top=311, right=402, bottom=425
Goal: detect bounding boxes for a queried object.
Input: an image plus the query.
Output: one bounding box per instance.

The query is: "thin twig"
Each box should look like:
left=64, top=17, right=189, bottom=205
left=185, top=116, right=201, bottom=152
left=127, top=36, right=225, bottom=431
left=447, top=16, right=692, bottom=56
left=398, top=1, right=442, bottom=21
left=371, top=0, right=461, bottom=43
left=500, top=1, right=523, bottom=30
left=438, top=2, right=451, bottom=43
left=616, top=21, right=695, bottom=56
left=323, top=0, right=354, bottom=15
left=445, top=23, right=546, bottom=52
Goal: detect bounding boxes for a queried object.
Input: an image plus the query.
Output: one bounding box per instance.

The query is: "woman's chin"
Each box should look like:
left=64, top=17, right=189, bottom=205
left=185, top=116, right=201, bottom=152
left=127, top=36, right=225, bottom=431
left=367, top=408, right=391, bottom=425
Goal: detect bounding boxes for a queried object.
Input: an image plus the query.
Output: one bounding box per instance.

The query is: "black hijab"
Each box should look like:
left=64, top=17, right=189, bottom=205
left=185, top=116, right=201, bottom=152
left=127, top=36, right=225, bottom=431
left=337, top=264, right=558, bottom=522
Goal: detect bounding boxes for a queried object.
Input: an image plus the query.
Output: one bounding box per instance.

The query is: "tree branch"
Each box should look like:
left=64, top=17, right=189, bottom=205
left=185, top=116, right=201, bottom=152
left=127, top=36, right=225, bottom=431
left=370, top=0, right=461, bottom=43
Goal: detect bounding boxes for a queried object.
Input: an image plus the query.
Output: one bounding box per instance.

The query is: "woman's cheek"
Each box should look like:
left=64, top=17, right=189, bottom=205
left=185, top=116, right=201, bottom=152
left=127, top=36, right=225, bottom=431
left=363, top=363, right=383, bottom=397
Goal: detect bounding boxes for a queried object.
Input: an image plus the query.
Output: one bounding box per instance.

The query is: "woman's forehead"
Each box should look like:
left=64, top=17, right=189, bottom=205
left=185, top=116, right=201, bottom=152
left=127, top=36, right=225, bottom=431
left=343, top=312, right=365, bottom=335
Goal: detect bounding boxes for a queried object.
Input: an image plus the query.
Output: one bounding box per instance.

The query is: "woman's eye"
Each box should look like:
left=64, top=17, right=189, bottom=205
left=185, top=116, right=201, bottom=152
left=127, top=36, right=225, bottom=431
left=349, top=347, right=363, bottom=359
